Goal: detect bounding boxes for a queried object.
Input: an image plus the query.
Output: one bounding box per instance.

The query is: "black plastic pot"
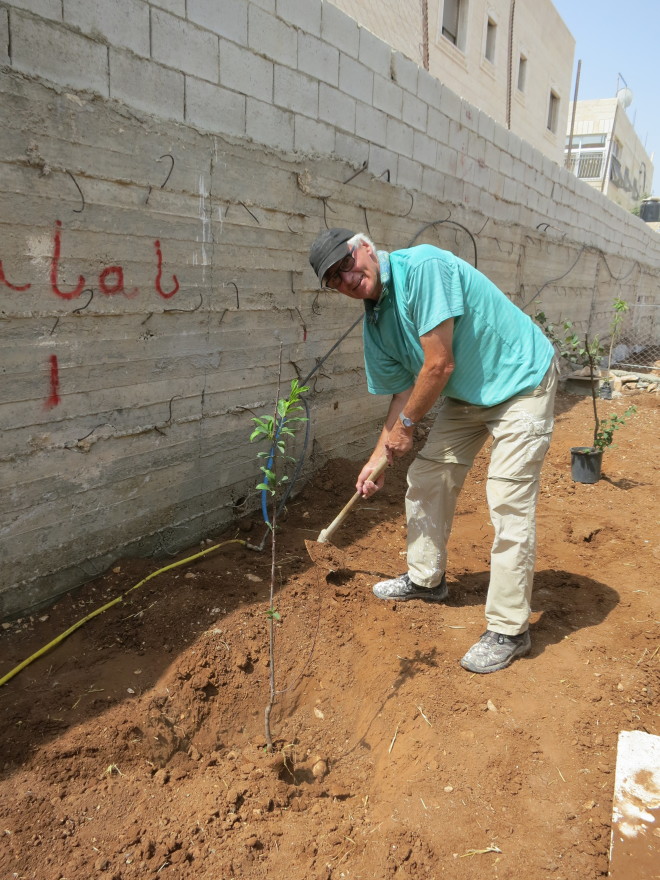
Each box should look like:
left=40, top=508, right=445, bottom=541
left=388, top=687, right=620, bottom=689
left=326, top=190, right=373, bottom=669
left=570, top=447, right=603, bottom=483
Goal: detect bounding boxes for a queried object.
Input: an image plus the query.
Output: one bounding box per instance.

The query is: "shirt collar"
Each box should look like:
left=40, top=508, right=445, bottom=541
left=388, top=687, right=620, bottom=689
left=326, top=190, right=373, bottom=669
left=365, top=250, right=391, bottom=325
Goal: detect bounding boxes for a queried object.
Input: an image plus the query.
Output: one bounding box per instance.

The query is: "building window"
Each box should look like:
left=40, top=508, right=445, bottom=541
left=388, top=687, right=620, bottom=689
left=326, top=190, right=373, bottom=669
left=547, top=90, right=559, bottom=133
left=485, top=18, right=496, bottom=63
left=565, top=134, right=606, bottom=179
left=442, top=0, right=463, bottom=47
left=517, top=55, right=527, bottom=91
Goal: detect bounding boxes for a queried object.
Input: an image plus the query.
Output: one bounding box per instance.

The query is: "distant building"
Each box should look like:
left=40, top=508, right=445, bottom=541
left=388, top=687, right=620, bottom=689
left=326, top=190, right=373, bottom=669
left=565, top=97, right=654, bottom=212
left=330, top=0, right=575, bottom=165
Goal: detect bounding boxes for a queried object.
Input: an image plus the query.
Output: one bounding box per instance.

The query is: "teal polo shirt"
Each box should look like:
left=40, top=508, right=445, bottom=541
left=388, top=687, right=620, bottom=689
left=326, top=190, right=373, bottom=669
left=363, top=245, right=554, bottom=406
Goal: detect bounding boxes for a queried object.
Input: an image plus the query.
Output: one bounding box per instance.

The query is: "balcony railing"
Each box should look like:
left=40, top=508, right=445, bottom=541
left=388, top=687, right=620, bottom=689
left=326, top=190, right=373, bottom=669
left=566, top=151, right=604, bottom=180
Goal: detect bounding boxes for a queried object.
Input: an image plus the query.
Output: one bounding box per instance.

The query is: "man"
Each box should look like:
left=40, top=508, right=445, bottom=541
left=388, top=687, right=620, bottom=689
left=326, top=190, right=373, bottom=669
left=308, top=228, right=557, bottom=674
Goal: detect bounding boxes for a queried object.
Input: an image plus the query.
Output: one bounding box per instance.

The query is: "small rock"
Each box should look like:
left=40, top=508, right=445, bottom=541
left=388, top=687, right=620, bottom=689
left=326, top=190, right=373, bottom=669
left=245, top=835, right=260, bottom=848
left=312, top=759, right=328, bottom=779
left=113, top=566, right=121, bottom=573
left=314, top=707, right=325, bottom=720
left=486, top=700, right=498, bottom=712
left=184, top=572, right=196, bottom=579
left=39, top=615, right=49, bottom=622
left=126, top=688, right=135, bottom=694
left=245, top=574, right=262, bottom=583
left=444, top=785, right=454, bottom=793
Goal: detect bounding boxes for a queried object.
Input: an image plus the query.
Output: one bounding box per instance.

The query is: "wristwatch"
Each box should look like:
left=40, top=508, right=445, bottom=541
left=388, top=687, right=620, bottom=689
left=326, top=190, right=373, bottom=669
left=399, top=412, right=417, bottom=429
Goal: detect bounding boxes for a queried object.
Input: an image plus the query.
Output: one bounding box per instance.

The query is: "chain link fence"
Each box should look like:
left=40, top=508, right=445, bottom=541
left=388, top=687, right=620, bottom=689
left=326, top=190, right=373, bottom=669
left=612, top=303, right=660, bottom=373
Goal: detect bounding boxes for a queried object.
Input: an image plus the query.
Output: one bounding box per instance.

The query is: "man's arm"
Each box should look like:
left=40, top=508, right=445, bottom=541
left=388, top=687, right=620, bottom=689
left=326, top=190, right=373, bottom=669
left=357, top=318, right=455, bottom=496
left=356, top=387, right=413, bottom=496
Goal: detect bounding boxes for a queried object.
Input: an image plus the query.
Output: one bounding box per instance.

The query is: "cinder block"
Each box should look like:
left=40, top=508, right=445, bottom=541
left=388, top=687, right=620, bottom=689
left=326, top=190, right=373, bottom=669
left=417, top=67, right=442, bottom=109
left=321, top=3, right=358, bottom=59
left=435, top=144, right=458, bottom=177
left=63, top=0, right=149, bottom=57
left=358, top=28, right=390, bottom=78
left=468, top=130, right=486, bottom=163
left=520, top=139, right=534, bottom=167
left=294, top=115, right=335, bottom=155
left=298, top=32, right=338, bottom=87
left=354, top=102, right=387, bottom=147
left=149, top=0, right=185, bottom=15
left=274, top=64, right=318, bottom=117
left=503, top=176, right=518, bottom=203
left=402, top=93, right=427, bottom=132
left=499, top=150, right=513, bottom=178
left=477, top=109, right=495, bottom=143
left=0, top=8, right=9, bottom=65
left=413, top=130, right=437, bottom=167
left=440, top=85, right=461, bottom=122
left=151, top=8, right=218, bottom=83
left=373, top=74, right=402, bottom=119
left=422, top=166, right=445, bottom=201
left=187, top=0, right=248, bottom=45
left=511, top=157, right=527, bottom=185
left=507, top=130, right=523, bottom=160
left=248, top=5, right=296, bottom=67
left=397, top=156, right=422, bottom=191
left=11, top=12, right=109, bottom=96
left=245, top=96, right=294, bottom=151
left=492, top=122, right=509, bottom=152
left=186, top=75, right=246, bottom=136
left=448, top=119, right=468, bottom=155
left=461, top=99, right=480, bottom=133
left=369, top=144, right=398, bottom=181
left=443, top=174, right=465, bottom=206
left=427, top=106, right=449, bottom=145
left=276, top=0, right=321, bottom=37
left=339, top=53, right=372, bottom=104
left=110, top=48, right=184, bottom=120
left=391, top=51, right=418, bottom=93
left=386, top=117, right=413, bottom=158
left=220, top=38, right=273, bottom=102
left=318, top=82, right=356, bottom=134
left=335, top=132, right=369, bottom=168
left=6, top=0, right=61, bottom=21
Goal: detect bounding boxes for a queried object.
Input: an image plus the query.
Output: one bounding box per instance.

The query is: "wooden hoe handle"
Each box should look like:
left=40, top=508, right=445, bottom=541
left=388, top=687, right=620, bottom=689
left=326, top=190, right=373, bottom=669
left=316, top=455, right=388, bottom=543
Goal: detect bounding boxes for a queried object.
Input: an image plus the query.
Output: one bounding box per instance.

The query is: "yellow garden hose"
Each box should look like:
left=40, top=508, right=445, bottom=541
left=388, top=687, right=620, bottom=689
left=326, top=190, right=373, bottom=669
left=0, top=539, right=246, bottom=688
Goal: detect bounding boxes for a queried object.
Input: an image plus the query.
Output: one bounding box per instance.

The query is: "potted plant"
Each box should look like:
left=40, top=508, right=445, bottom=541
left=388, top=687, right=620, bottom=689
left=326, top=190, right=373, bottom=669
left=570, top=407, right=637, bottom=483
left=535, top=310, right=636, bottom=484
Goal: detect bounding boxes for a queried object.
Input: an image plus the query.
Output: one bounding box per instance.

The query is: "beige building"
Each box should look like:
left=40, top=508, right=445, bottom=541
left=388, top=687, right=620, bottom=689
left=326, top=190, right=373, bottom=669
left=330, top=0, right=575, bottom=164
left=565, top=97, right=654, bottom=212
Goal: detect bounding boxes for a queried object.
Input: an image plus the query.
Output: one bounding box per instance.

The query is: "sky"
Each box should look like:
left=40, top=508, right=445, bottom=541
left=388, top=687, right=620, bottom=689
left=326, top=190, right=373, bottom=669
left=551, top=0, right=660, bottom=196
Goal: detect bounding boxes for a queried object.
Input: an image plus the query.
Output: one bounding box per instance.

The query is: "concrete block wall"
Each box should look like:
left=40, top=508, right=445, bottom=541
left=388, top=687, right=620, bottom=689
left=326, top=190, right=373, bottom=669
left=1, top=0, right=659, bottom=618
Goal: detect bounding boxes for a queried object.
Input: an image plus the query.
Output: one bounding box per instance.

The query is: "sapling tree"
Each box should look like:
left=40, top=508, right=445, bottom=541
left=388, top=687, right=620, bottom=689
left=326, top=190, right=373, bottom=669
left=535, top=307, right=636, bottom=453
left=606, top=296, right=629, bottom=373
left=250, top=375, right=308, bottom=750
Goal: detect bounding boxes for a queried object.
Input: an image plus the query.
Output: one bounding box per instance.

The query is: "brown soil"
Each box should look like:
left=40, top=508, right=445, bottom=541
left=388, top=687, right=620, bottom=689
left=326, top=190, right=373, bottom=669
left=2, top=390, right=658, bottom=880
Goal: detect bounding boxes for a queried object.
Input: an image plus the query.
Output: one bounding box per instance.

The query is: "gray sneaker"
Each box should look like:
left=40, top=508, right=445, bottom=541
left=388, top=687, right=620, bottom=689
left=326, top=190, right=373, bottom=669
left=372, top=573, right=448, bottom=602
left=460, top=630, right=531, bottom=673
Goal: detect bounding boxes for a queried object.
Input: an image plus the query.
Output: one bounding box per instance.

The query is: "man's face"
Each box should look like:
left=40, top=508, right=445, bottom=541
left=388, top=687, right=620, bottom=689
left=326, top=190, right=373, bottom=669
left=324, top=240, right=381, bottom=301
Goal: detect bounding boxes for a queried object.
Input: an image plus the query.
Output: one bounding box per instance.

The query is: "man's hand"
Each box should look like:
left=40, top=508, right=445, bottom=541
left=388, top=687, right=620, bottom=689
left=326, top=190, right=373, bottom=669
left=384, top=421, right=414, bottom=459
left=357, top=459, right=387, bottom=497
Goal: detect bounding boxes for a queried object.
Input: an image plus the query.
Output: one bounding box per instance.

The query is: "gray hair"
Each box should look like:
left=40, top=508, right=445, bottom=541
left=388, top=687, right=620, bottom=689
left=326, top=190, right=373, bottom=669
left=348, top=232, right=377, bottom=252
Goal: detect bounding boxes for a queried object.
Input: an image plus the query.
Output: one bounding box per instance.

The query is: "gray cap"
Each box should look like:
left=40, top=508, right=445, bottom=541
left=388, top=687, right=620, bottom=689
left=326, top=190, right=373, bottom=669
left=308, top=228, right=354, bottom=284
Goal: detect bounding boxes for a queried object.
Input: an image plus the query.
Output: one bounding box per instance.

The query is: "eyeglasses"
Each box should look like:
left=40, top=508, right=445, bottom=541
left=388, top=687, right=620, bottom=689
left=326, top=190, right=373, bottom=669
left=323, top=247, right=357, bottom=289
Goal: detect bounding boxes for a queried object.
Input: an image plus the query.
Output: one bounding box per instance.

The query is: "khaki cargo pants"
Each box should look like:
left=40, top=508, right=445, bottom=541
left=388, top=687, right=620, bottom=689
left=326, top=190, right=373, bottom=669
left=405, top=361, right=559, bottom=634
